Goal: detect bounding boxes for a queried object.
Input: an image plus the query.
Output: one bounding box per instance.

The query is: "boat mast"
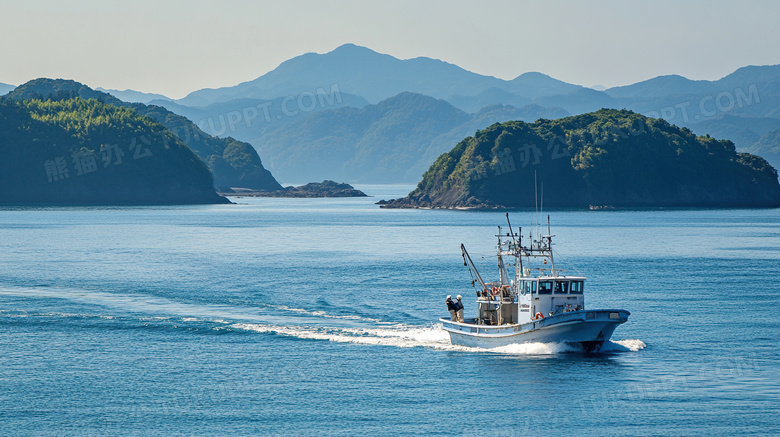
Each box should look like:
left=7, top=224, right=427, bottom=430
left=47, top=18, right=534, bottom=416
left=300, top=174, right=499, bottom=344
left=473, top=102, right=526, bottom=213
left=461, top=244, right=488, bottom=293
left=497, top=226, right=510, bottom=287
left=546, top=215, right=555, bottom=274
left=505, top=213, right=523, bottom=281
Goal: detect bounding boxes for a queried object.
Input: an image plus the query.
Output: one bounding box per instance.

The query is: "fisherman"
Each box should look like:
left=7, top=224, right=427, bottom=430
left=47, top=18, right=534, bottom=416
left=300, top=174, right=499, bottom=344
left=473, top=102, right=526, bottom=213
left=455, top=295, right=465, bottom=322
left=446, top=295, right=458, bottom=321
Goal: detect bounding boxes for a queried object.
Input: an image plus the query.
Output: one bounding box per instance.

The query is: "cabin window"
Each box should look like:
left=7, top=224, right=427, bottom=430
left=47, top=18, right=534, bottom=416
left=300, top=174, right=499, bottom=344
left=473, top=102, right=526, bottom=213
left=570, top=281, right=584, bottom=294
left=555, top=281, right=569, bottom=294
left=519, top=281, right=527, bottom=295
left=538, top=281, right=552, bottom=294
left=532, top=281, right=537, bottom=294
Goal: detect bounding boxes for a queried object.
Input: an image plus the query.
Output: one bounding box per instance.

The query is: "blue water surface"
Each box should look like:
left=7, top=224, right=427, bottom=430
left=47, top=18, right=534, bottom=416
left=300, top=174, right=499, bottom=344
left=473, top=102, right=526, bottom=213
left=0, top=185, right=778, bottom=436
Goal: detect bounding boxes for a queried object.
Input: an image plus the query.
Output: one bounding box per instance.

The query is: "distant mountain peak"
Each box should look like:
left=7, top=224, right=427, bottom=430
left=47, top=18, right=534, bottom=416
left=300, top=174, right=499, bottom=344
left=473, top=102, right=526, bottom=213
left=512, top=71, right=554, bottom=80
left=330, top=42, right=373, bottom=53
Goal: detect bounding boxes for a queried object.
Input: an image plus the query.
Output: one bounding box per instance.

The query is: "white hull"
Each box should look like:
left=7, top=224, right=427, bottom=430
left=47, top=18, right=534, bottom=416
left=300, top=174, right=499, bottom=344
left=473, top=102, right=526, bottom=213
left=440, top=309, right=629, bottom=352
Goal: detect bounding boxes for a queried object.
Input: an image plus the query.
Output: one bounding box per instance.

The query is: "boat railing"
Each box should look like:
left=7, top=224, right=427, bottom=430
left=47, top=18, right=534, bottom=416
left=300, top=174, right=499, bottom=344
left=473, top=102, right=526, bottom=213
left=476, top=294, right=515, bottom=303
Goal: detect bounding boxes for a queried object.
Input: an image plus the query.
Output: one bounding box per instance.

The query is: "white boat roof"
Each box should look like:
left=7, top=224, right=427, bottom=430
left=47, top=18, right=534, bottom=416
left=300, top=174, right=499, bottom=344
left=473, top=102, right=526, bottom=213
left=524, top=275, right=587, bottom=280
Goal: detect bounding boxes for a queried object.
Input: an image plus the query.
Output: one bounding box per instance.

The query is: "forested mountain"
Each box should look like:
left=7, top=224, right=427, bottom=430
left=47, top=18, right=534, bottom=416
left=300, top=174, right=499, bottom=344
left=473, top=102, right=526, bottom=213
left=253, top=92, right=569, bottom=183
left=381, top=109, right=780, bottom=209
left=6, top=79, right=281, bottom=191
left=129, top=104, right=281, bottom=191
left=0, top=97, right=226, bottom=205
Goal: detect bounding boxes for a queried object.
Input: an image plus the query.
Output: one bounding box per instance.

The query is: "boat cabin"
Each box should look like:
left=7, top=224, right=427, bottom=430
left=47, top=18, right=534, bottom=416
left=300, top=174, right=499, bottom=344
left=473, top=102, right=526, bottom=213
left=476, top=276, right=585, bottom=325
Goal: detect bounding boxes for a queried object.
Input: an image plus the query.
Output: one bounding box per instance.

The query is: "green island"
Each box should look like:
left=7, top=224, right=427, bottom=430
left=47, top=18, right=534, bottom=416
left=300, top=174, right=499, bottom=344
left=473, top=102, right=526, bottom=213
left=5, top=78, right=282, bottom=193
left=0, top=96, right=227, bottom=205
left=380, top=109, right=780, bottom=209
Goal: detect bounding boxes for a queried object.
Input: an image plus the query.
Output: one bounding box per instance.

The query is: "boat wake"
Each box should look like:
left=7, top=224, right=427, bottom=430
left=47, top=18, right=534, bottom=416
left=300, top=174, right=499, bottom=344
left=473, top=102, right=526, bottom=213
left=0, top=285, right=644, bottom=355
left=269, top=305, right=387, bottom=324
left=230, top=322, right=459, bottom=350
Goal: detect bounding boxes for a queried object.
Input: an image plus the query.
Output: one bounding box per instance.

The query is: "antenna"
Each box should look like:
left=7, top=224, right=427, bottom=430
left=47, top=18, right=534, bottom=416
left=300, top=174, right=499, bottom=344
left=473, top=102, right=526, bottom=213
left=540, top=181, right=544, bottom=231
left=531, top=170, right=540, bottom=241
left=534, top=171, right=538, bottom=234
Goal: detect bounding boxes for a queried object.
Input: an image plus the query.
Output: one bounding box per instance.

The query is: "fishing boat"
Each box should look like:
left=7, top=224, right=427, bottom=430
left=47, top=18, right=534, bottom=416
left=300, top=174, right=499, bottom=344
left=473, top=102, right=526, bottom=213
left=440, top=214, right=630, bottom=352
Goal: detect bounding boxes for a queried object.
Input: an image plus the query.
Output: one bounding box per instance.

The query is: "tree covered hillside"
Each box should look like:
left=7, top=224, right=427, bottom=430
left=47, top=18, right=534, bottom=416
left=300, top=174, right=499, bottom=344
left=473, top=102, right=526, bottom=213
left=0, top=97, right=227, bottom=204
left=6, top=79, right=281, bottom=191
left=382, top=109, right=780, bottom=208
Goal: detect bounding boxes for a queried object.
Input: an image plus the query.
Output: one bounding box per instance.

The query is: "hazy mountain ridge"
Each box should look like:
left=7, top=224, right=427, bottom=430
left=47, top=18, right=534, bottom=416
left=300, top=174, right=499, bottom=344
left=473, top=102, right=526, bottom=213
left=96, top=87, right=172, bottom=104
left=149, top=92, right=369, bottom=141
left=177, top=44, right=582, bottom=110
left=743, top=128, right=780, bottom=172
left=0, top=82, right=14, bottom=96
left=253, top=92, right=570, bottom=183
left=604, top=74, right=713, bottom=98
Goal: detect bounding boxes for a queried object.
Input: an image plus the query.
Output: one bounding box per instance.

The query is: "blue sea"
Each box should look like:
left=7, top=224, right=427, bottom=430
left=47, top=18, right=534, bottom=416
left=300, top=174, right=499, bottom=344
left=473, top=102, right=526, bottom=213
left=1, top=185, right=778, bottom=436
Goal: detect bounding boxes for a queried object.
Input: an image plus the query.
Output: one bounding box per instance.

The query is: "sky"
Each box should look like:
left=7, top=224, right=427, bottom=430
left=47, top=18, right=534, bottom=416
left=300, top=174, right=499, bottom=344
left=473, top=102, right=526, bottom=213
left=1, top=0, right=779, bottom=99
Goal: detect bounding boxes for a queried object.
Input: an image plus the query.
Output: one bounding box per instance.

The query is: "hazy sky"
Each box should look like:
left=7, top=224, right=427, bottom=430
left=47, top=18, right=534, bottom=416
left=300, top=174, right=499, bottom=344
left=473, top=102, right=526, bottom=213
left=2, top=0, right=778, bottom=99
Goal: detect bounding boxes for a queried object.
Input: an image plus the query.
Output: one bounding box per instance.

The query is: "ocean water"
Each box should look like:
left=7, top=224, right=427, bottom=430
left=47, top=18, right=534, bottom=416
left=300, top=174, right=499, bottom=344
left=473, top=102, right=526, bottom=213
left=0, top=185, right=778, bottom=436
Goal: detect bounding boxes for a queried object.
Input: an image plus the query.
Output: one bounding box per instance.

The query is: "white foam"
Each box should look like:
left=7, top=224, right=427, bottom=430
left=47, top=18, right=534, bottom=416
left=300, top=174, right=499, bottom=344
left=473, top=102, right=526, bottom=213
left=0, top=285, right=257, bottom=322
left=272, top=305, right=386, bottom=323
left=490, top=341, right=582, bottom=355
left=604, top=339, right=646, bottom=352
left=231, top=322, right=458, bottom=349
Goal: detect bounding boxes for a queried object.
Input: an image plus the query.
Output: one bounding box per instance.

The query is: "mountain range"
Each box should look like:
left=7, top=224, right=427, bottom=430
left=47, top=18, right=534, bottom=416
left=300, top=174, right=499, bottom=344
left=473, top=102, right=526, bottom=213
left=169, top=45, right=780, bottom=131
left=3, top=44, right=780, bottom=187
left=176, top=43, right=582, bottom=109
left=145, top=44, right=780, bottom=181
